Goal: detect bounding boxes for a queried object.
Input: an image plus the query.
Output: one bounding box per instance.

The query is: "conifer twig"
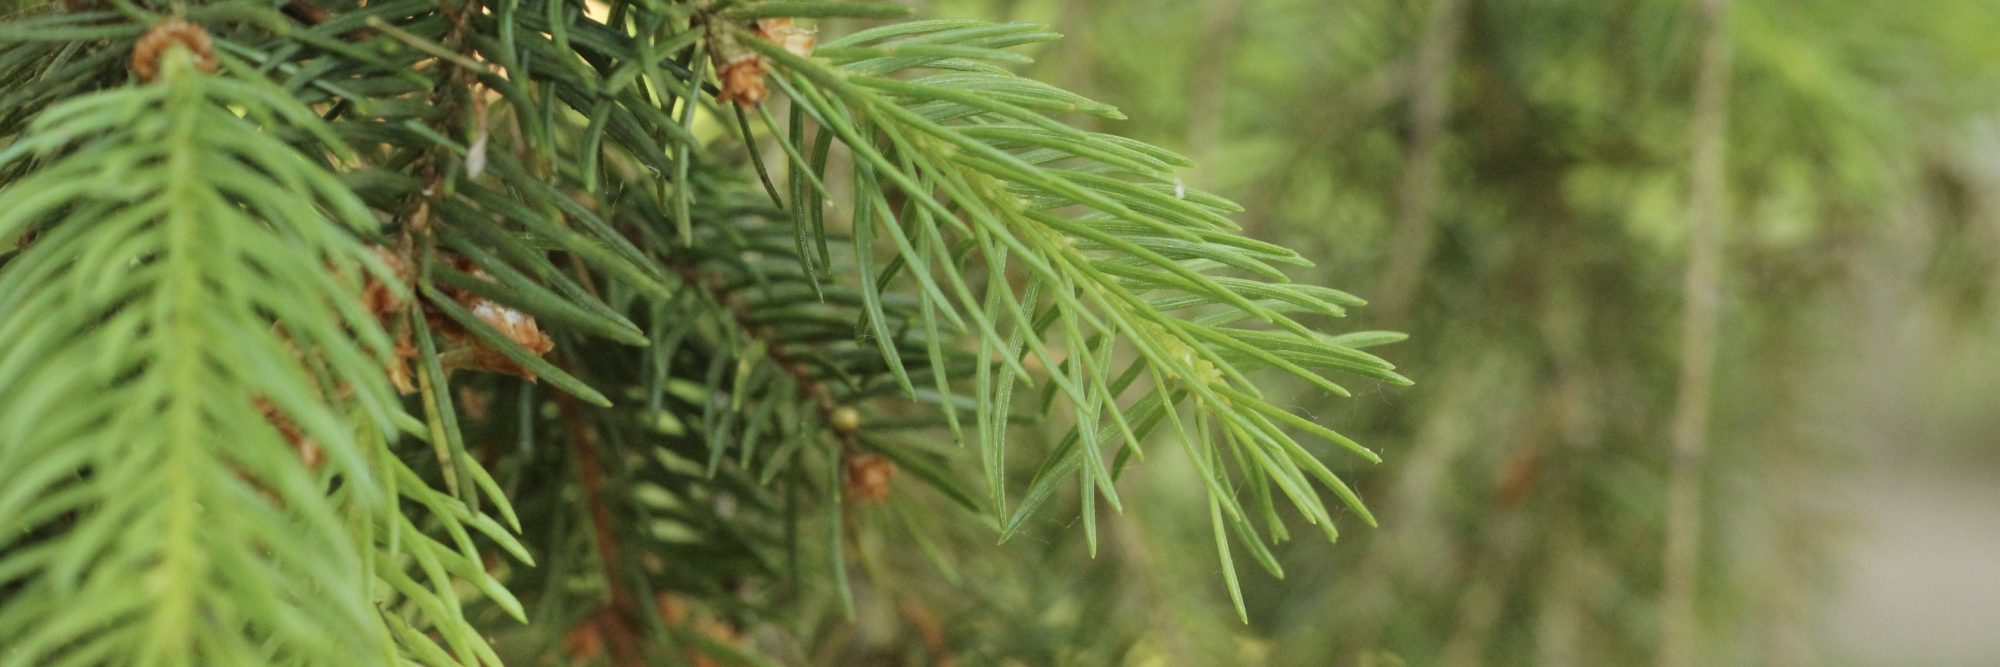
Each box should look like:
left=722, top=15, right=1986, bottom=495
left=675, top=265, right=858, bottom=450
left=279, top=0, right=333, bottom=28
left=557, top=390, right=644, bottom=667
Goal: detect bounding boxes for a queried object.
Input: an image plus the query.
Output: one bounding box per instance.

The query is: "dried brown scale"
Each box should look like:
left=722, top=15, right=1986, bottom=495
left=358, top=247, right=423, bottom=392
left=362, top=247, right=415, bottom=326
left=130, top=20, right=218, bottom=83
left=249, top=323, right=344, bottom=473
left=757, top=18, right=818, bottom=58
left=429, top=251, right=556, bottom=377
left=364, top=246, right=558, bottom=389
left=254, top=250, right=405, bottom=469
left=843, top=452, right=896, bottom=504
left=255, top=397, right=325, bottom=471
left=710, top=17, right=817, bottom=107
left=713, top=53, right=771, bottom=107
left=439, top=296, right=556, bottom=377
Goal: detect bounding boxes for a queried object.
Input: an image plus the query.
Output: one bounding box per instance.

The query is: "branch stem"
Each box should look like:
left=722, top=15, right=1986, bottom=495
left=557, top=391, right=643, bottom=667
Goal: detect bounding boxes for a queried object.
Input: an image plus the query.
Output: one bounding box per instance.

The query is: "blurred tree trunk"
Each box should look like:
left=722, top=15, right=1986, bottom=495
left=1187, top=0, right=1244, bottom=169
left=1379, top=0, right=1464, bottom=326
left=1661, top=0, right=1734, bottom=664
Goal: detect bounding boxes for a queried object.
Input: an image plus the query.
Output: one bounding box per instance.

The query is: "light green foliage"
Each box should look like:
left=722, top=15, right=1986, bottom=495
left=755, top=17, right=1405, bottom=563
left=1, top=49, right=410, bottom=663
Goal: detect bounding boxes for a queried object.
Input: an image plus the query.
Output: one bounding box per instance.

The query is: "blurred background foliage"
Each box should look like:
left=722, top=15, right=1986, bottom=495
left=813, top=0, right=2000, bottom=665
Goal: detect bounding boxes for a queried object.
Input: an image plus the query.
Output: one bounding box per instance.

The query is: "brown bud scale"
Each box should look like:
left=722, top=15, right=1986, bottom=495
left=131, top=20, right=218, bottom=82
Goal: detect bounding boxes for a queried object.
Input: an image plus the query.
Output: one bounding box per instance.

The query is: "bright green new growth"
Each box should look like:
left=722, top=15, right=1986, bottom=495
left=760, top=17, right=1406, bottom=527
left=0, top=46, right=532, bottom=664
left=0, top=0, right=1406, bottom=663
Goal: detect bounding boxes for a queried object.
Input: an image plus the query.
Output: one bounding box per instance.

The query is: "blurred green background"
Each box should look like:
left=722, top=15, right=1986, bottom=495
left=817, top=1, right=2000, bottom=665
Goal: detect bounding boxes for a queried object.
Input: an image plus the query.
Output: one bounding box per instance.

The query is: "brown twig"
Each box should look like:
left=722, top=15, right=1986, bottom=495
left=278, top=0, right=333, bottom=27
left=279, top=0, right=372, bottom=41
left=675, top=267, right=856, bottom=444
left=550, top=262, right=874, bottom=667
left=897, top=596, right=955, bottom=667
left=673, top=266, right=889, bottom=505
left=130, top=20, right=218, bottom=82
left=557, top=390, right=644, bottom=667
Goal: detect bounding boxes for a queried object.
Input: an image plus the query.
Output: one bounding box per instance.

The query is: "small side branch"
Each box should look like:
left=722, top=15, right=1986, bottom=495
left=676, top=266, right=861, bottom=450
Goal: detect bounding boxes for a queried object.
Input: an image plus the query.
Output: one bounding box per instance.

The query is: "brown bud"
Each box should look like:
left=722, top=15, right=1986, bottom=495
left=714, top=53, right=771, bottom=108
left=131, top=20, right=218, bottom=83
left=843, top=452, right=895, bottom=504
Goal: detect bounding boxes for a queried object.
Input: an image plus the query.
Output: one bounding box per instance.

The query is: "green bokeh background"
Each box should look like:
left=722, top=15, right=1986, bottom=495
left=820, top=1, right=2000, bottom=664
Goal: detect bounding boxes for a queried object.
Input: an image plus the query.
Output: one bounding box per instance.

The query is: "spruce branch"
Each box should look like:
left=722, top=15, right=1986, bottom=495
left=0, top=18, right=530, bottom=665
left=0, top=39, right=401, bottom=663
left=733, top=16, right=1408, bottom=615
left=0, top=0, right=1410, bottom=660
